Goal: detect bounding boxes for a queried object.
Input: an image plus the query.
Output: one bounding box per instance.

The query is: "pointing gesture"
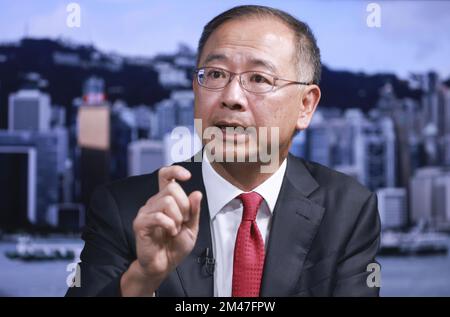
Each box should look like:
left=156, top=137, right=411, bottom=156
left=121, top=165, right=202, bottom=296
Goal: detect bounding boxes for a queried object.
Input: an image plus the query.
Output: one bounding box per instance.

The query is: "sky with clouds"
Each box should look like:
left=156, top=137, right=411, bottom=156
left=0, top=0, right=449, bottom=79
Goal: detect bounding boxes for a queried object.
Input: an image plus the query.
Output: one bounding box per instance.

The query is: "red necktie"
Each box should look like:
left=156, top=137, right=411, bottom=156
left=232, top=192, right=265, bottom=297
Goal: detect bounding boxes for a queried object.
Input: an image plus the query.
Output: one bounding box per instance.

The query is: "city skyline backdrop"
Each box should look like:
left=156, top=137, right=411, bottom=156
left=1, top=1, right=450, bottom=297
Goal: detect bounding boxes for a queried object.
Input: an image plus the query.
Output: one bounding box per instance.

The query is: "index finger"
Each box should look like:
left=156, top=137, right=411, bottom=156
left=158, top=165, right=191, bottom=190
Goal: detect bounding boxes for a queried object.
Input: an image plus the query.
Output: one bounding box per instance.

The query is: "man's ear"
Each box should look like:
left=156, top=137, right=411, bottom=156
left=296, top=85, right=321, bottom=131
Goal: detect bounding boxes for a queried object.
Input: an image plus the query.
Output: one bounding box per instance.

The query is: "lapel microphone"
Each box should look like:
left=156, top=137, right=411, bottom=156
left=197, top=247, right=215, bottom=276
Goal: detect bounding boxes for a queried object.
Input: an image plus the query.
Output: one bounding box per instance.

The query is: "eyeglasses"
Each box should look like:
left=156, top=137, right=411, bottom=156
left=194, top=66, right=311, bottom=94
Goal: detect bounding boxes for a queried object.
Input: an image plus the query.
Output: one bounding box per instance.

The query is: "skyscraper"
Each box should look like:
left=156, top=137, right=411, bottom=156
left=77, top=76, right=111, bottom=209
left=306, top=118, right=331, bottom=167
left=410, top=167, right=450, bottom=228
left=163, top=125, right=202, bottom=165
left=305, top=108, right=397, bottom=191
left=8, top=89, right=51, bottom=132
left=376, top=187, right=407, bottom=230
left=0, top=145, right=37, bottom=231
left=363, top=117, right=396, bottom=190
left=441, top=87, right=450, bottom=166
left=289, top=130, right=306, bottom=159
left=172, top=90, right=195, bottom=128
left=0, top=130, right=59, bottom=227
left=77, top=104, right=110, bottom=209
left=128, top=140, right=165, bottom=176
left=155, top=99, right=177, bottom=140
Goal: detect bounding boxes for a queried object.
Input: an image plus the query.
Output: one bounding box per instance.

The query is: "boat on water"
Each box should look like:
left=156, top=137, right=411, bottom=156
left=4, top=236, right=82, bottom=261
left=379, top=230, right=449, bottom=256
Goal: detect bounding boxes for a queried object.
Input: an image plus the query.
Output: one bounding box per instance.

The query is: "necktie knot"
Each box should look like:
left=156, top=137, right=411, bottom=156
left=238, top=192, right=263, bottom=221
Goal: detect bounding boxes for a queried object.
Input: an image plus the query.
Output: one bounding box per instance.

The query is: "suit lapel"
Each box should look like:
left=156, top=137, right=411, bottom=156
left=260, top=154, right=325, bottom=296
left=175, top=158, right=214, bottom=296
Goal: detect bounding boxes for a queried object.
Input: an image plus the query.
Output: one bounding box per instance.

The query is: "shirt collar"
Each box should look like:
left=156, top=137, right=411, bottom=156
left=202, top=153, right=287, bottom=220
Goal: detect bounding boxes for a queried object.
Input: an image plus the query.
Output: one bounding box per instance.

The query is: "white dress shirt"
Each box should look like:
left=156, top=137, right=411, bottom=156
left=202, top=155, right=287, bottom=297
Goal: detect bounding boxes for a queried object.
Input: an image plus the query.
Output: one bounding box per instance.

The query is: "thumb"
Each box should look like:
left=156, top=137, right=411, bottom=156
left=186, top=191, right=202, bottom=234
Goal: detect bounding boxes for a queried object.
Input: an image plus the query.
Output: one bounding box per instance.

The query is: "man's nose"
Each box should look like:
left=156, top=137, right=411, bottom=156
left=220, top=75, right=248, bottom=111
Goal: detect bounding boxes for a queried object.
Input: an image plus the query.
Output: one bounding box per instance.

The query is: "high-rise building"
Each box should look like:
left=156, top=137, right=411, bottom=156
left=363, top=117, right=396, bottom=190
left=133, top=105, right=153, bottom=139
left=171, top=90, right=195, bottom=128
left=289, top=130, right=306, bottom=159
left=441, top=87, right=450, bottom=166
left=163, top=125, right=202, bottom=165
left=0, top=130, right=59, bottom=226
left=421, top=72, right=440, bottom=131
left=82, top=76, right=106, bottom=106
left=306, top=124, right=331, bottom=167
left=111, top=101, right=137, bottom=180
left=376, top=187, right=407, bottom=230
left=444, top=134, right=450, bottom=167
left=433, top=174, right=450, bottom=229
left=155, top=99, right=177, bottom=140
left=46, top=203, right=85, bottom=232
left=304, top=111, right=332, bottom=166
left=8, top=89, right=51, bottom=132
left=77, top=104, right=111, bottom=208
left=53, top=126, right=69, bottom=174
left=410, top=167, right=439, bottom=224
left=77, top=76, right=111, bottom=208
left=416, top=72, right=450, bottom=166
left=410, top=167, right=450, bottom=228
left=0, top=145, right=37, bottom=231
left=128, top=140, right=165, bottom=176
left=128, top=123, right=201, bottom=178
left=305, top=108, right=397, bottom=191
left=342, top=109, right=366, bottom=185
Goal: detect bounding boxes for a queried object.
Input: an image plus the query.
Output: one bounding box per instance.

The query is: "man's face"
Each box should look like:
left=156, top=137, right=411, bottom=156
left=194, top=17, right=320, bottom=163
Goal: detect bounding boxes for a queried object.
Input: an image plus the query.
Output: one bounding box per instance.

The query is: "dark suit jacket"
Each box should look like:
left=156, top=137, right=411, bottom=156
left=66, top=153, right=381, bottom=297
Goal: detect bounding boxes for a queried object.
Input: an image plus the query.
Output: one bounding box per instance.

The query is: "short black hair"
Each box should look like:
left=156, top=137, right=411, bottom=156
left=197, top=5, right=321, bottom=84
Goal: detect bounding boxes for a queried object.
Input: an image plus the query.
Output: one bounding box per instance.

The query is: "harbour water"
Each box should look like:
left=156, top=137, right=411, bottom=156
left=0, top=238, right=449, bottom=296
left=378, top=251, right=450, bottom=296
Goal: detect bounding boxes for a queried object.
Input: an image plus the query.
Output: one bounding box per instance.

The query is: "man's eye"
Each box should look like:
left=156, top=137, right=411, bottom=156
left=250, top=73, right=271, bottom=84
left=207, top=70, right=225, bottom=79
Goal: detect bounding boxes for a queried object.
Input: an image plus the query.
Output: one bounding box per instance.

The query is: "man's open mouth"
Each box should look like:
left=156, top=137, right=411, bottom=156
left=214, top=121, right=249, bottom=134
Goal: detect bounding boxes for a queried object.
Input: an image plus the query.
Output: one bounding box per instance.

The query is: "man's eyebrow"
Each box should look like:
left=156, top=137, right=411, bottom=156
left=202, top=53, right=227, bottom=65
left=202, top=54, right=278, bottom=74
left=248, top=58, right=278, bottom=74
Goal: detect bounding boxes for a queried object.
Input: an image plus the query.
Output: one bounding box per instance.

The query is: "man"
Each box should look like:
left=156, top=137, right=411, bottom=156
left=66, top=5, right=381, bottom=297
